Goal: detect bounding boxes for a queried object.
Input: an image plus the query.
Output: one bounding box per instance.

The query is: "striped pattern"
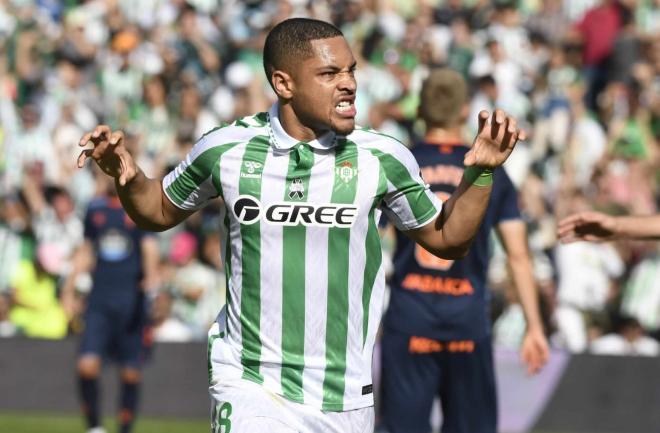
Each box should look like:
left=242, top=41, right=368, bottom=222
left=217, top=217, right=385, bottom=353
left=163, top=111, right=442, bottom=411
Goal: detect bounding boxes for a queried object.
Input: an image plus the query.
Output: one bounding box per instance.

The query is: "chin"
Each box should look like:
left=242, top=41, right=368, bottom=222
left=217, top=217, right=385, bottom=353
left=332, top=119, right=356, bottom=136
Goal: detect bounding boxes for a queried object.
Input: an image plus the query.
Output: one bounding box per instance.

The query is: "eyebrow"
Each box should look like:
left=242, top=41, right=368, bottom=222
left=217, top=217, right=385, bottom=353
left=316, top=61, right=358, bottom=72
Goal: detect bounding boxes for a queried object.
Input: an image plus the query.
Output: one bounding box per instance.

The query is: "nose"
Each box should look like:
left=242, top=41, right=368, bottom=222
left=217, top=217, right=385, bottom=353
left=338, top=71, right=356, bottom=93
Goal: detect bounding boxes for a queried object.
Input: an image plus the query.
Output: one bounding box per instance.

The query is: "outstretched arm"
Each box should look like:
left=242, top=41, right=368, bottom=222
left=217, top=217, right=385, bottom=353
left=77, top=125, right=192, bottom=231
left=406, top=110, right=526, bottom=259
left=498, top=220, right=549, bottom=375
left=557, top=211, right=660, bottom=242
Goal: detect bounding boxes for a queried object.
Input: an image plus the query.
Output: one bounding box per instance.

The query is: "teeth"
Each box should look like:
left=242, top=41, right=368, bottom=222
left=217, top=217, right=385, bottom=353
left=336, top=101, right=352, bottom=111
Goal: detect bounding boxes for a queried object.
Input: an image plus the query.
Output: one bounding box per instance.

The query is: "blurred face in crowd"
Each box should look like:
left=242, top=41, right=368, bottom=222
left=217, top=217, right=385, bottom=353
left=52, top=192, right=75, bottom=222
left=144, top=76, right=166, bottom=107
left=58, top=60, right=81, bottom=89
left=20, top=104, right=40, bottom=129
left=179, top=9, right=197, bottom=40
left=1, top=196, right=29, bottom=232
left=281, top=36, right=357, bottom=137
left=180, top=86, right=201, bottom=118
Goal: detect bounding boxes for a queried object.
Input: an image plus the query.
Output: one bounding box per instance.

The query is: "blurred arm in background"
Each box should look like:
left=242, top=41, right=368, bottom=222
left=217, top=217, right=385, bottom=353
left=497, top=220, right=549, bottom=374
left=140, top=235, right=161, bottom=295
left=558, top=212, right=660, bottom=242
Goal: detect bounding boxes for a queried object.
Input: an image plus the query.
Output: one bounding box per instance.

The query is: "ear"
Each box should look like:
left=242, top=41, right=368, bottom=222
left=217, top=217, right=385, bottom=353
left=271, top=70, right=294, bottom=100
left=459, top=103, right=470, bottom=122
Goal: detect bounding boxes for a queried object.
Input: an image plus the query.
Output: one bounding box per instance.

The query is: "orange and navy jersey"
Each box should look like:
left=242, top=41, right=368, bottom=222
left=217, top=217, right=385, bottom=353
left=383, top=141, right=520, bottom=341
left=84, top=196, right=152, bottom=309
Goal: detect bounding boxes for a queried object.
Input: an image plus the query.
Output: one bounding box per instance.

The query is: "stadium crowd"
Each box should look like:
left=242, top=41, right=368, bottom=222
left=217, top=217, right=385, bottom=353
left=0, top=0, right=659, bottom=356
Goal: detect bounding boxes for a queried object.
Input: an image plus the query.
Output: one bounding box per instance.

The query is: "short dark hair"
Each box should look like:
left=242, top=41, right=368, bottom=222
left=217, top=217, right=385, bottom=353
left=419, top=68, right=467, bottom=128
left=263, top=18, right=343, bottom=88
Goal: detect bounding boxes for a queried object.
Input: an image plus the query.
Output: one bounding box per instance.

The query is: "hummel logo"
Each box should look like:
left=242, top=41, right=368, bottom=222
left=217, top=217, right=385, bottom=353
left=241, top=161, right=262, bottom=179
left=288, top=178, right=304, bottom=199
left=244, top=161, right=262, bottom=174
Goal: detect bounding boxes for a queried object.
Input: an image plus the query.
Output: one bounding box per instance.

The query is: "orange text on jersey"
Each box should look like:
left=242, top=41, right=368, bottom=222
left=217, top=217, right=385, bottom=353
left=408, top=336, right=475, bottom=354
left=401, top=273, right=474, bottom=296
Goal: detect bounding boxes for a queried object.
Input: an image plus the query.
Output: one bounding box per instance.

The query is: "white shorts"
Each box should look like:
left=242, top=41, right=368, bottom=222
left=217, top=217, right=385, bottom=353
left=209, top=377, right=374, bottom=433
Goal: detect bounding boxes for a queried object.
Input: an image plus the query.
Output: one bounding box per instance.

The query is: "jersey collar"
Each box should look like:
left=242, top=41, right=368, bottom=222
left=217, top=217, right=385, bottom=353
left=267, top=103, right=338, bottom=151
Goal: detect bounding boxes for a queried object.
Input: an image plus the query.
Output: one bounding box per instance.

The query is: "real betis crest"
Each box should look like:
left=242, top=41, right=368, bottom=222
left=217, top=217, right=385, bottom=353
left=336, top=161, right=357, bottom=183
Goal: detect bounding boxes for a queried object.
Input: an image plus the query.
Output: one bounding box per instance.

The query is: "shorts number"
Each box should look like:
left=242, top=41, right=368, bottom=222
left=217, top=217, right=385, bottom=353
left=214, top=402, right=232, bottom=433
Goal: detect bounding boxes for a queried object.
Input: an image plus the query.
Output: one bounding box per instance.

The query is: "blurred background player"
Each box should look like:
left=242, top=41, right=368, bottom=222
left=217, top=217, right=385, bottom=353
left=63, top=173, right=159, bottom=433
left=380, top=68, right=549, bottom=433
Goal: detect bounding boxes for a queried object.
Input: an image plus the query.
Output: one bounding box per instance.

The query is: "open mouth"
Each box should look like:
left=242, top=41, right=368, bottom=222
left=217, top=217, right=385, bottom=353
left=335, top=100, right=356, bottom=117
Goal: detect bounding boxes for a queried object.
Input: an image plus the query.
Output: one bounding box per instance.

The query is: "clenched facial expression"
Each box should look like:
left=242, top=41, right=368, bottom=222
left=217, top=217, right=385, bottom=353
left=288, top=37, right=358, bottom=137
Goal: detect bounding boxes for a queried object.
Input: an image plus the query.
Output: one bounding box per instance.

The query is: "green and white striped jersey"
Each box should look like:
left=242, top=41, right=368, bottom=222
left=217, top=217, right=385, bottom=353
left=163, top=104, right=442, bottom=412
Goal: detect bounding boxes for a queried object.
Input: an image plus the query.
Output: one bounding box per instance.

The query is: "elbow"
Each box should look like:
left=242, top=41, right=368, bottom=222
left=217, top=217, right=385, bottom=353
left=427, top=244, right=471, bottom=260
left=132, top=218, right=170, bottom=233
left=140, top=222, right=170, bottom=233
left=443, top=247, right=470, bottom=260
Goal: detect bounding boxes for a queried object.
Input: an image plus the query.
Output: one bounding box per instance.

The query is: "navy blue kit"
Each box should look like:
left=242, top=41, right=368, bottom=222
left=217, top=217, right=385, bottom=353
left=80, top=196, right=152, bottom=367
left=381, top=141, right=521, bottom=433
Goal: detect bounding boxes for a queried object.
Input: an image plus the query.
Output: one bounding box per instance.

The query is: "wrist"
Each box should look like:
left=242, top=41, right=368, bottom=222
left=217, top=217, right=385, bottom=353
left=525, top=322, right=544, bottom=334
left=464, top=166, right=493, bottom=187
left=115, top=168, right=142, bottom=189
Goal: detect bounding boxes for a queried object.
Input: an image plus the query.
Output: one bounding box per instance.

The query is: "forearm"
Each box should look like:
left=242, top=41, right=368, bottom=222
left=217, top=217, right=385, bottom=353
left=140, top=237, right=161, bottom=293
left=413, top=177, right=492, bottom=259
left=614, top=215, right=660, bottom=240
left=115, top=169, right=174, bottom=232
left=438, top=179, right=491, bottom=255
left=509, top=255, right=544, bottom=331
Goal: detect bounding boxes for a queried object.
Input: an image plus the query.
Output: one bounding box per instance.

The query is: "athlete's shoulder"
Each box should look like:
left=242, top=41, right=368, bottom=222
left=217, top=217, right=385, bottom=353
left=198, top=112, right=270, bottom=146
left=346, top=126, right=409, bottom=155
left=415, top=142, right=468, bottom=166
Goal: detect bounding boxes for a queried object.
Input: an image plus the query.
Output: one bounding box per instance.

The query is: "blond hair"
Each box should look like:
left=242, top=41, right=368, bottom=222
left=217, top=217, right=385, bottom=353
left=419, top=68, right=468, bottom=129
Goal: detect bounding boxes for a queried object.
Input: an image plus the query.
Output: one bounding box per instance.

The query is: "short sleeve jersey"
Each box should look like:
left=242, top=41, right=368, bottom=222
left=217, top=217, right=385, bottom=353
left=84, top=196, right=150, bottom=309
left=162, top=104, right=442, bottom=412
left=384, top=141, right=521, bottom=341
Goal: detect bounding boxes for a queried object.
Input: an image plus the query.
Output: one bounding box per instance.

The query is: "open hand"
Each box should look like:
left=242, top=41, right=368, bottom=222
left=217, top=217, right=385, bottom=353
left=465, top=109, right=526, bottom=168
left=557, top=211, right=617, bottom=243
left=77, top=125, right=137, bottom=186
left=520, top=326, right=549, bottom=375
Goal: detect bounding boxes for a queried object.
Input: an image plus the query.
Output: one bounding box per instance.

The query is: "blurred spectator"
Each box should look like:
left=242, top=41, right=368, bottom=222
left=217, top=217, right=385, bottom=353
left=133, top=74, right=176, bottom=170
left=553, top=195, right=625, bottom=352
left=8, top=244, right=69, bottom=339
left=166, top=230, right=225, bottom=340
left=0, top=193, right=32, bottom=294
left=0, top=293, right=17, bottom=337
left=620, top=251, right=660, bottom=334
left=0, top=89, right=60, bottom=193
left=526, top=0, right=570, bottom=45
left=573, top=0, right=623, bottom=110
left=590, top=316, right=660, bottom=356
left=151, top=290, right=194, bottom=343
left=22, top=173, right=83, bottom=281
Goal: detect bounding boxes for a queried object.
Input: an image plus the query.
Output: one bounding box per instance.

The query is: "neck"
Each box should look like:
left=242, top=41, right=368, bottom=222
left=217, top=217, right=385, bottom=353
left=425, top=126, right=464, bottom=144
left=278, top=101, right=323, bottom=142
